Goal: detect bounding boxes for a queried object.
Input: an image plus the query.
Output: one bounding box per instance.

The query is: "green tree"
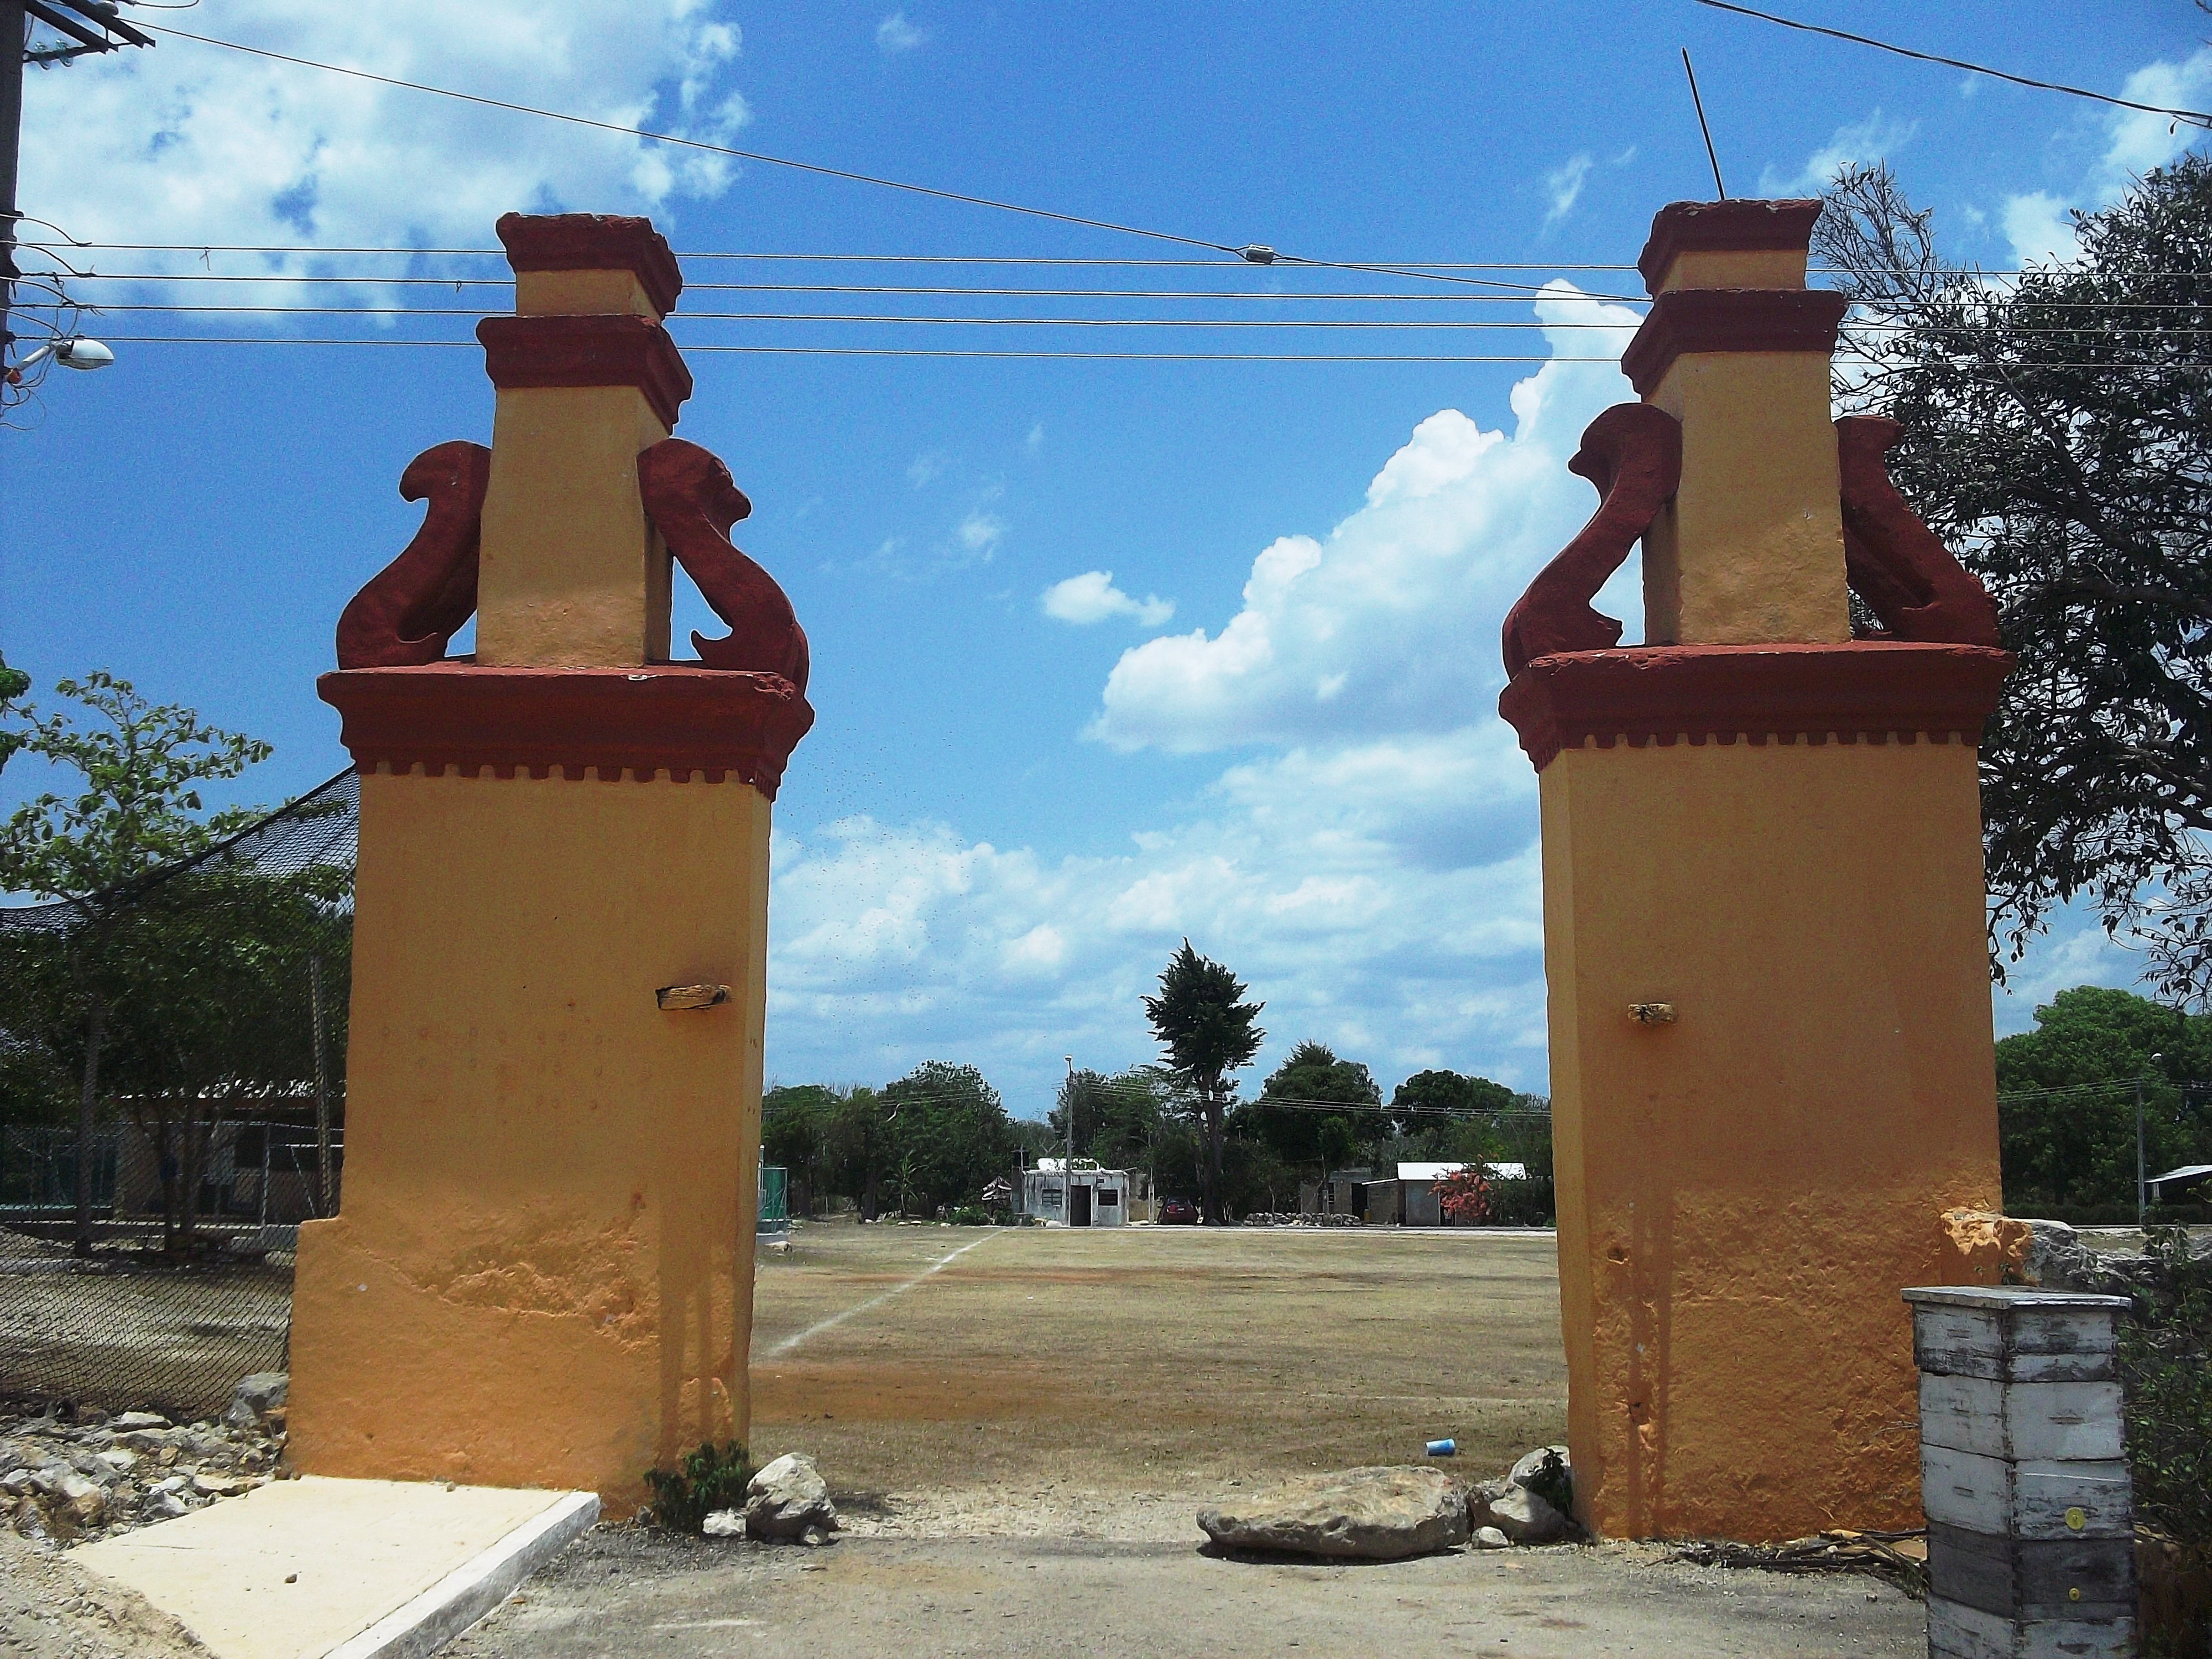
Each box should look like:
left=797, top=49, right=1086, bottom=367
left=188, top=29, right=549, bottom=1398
left=0, top=653, right=29, bottom=775
left=1389, top=1068, right=1516, bottom=1135
left=881, top=1061, right=1016, bottom=1217
left=1251, top=1040, right=1383, bottom=1183
left=1994, top=986, right=2212, bottom=1215
left=1817, top=159, right=2212, bottom=1003
left=761, top=1083, right=839, bottom=1218
left=0, top=674, right=278, bottom=1255
left=1143, top=941, right=1265, bottom=1225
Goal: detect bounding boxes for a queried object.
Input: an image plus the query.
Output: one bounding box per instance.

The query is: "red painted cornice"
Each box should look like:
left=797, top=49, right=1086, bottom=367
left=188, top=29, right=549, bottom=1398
left=495, top=212, right=684, bottom=316
left=477, top=315, right=694, bottom=430
left=1497, top=643, right=2013, bottom=773
left=1636, top=199, right=1822, bottom=295
left=318, top=664, right=815, bottom=801
left=1620, top=288, right=1850, bottom=397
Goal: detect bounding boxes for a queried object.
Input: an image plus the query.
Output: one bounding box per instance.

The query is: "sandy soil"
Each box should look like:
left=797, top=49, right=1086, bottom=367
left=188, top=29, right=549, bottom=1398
left=745, top=1220, right=1566, bottom=1534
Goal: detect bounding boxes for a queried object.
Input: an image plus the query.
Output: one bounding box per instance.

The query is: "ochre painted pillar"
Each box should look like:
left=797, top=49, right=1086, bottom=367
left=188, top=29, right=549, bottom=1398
left=1500, top=200, right=2014, bottom=1542
left=287, top=214, right=812, bottom=1513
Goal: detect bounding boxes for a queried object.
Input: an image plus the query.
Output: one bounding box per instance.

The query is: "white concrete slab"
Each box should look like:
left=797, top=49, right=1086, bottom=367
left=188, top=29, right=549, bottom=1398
left=75, top=1476, right=597, bottom=1659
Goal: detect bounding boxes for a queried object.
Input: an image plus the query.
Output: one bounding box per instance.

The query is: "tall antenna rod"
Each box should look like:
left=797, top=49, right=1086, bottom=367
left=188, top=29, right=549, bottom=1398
left=1682, top=49, right=1728, bottom=199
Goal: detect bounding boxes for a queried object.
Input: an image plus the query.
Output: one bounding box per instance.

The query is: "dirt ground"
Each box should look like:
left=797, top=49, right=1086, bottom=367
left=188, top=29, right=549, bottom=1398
left=0, top=1531, right=205, bottom=1658
left=745, top=1220, right=1566, bottom=1533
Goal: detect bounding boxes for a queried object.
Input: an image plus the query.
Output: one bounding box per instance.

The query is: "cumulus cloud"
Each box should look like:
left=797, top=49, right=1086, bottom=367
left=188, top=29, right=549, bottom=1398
left=876, top=12, right=927, bottom=53
left=1543, top=154, right=1595, bottom=226
left=1084, top=283, right=1640, bottom=755
left=1999, top=46, right=2212, bottom=267
left=1040, top=571, right=1174, bottom=628
left=761, top=287, right=1647, bottom=1103
left=17, top=1, right=748, bottom=304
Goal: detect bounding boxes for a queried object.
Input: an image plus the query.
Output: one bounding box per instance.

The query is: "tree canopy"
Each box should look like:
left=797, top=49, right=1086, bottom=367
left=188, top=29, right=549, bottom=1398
left=1817, top=159, right=2212, bottom=1003
left=1249, top=1040, right=1382, bottom=1174
left=1144, top=941, right=1265, bottom=1223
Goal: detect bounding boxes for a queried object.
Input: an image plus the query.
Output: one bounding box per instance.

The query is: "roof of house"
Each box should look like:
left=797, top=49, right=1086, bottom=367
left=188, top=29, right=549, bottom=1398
left=1396, top=1162, right=1527, bottom=1182
left=2148, top=1164, right=2212, bottom=1185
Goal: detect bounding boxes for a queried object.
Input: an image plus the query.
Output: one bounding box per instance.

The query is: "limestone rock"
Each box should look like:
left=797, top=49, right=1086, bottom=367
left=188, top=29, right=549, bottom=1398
left=744, top=1453, right=838, bottom=1542
left=1506, top=1444, right=1573, bottom=1519
left=225, top=1373, right=289, bottom=1431
left=701, top=1508, right=746, bottom=1538
left=109, top=1413, right=167, bottom=1432
left=1484, top=1483, right=1568, bottom=1545
left=1473, top=1525, right=1511, bottom=1550
left=1197, top=1466, right=1469, bottom=1561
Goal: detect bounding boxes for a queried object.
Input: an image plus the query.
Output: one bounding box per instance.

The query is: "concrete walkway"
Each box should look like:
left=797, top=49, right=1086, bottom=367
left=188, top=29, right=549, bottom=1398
left=76, top=1477, right=596, bottom=1659
left=450, top=1528, right=1924, bottom=1658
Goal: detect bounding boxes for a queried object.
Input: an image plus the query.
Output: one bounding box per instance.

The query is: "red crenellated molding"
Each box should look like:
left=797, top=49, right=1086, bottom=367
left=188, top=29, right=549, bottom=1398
left=1635, top=199, right=1823, bottom=295
left=495, top=212, right=684, bottom=316
left=317, top=664, right=815, bottom=800
left=1496, top=642, right=2013, bottom=773
left=477, top=315, right=693, bottom=429
left=1620, top=288, right=1850, bottom=397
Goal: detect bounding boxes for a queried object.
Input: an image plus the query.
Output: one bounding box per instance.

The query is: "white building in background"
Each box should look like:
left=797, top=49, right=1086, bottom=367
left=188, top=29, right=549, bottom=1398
left=1022, top=1158, right=1134, bottom=1227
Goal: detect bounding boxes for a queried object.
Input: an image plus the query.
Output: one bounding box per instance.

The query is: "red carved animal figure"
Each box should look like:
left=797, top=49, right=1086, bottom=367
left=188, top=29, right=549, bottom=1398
left=1835, top=415, right=2003, bottom=647
left=637, top=438, right=811, bottom=693
left=335, top=440, right=491, bottom=669
left=1500, top=403, right=1682, bottom=679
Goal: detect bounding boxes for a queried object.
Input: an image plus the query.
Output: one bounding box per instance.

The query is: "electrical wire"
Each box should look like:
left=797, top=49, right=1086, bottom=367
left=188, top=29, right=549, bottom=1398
left=61, top=304, right=1655, bottom=329
left=1697, top=1, right=2212, bottom=129
left=128, top=21, right=1571, bottom=295
left=81, top=336, right=1633, bottom=362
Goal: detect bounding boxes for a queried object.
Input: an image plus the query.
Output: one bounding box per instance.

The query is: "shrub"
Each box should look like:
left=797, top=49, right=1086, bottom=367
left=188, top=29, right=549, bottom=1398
left=947, top=1204, right=990, bottom=1225
left=2122, top=1229, right=2212, bottom=1549
left=644, top=1440, right=752, bottom=1534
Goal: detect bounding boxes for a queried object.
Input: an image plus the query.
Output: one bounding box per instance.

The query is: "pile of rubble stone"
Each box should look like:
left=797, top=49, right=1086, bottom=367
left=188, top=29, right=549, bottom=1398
left=2, top=1373, right=290, bottom=1544
left=1238, top=1213, right=1364, bottom=1228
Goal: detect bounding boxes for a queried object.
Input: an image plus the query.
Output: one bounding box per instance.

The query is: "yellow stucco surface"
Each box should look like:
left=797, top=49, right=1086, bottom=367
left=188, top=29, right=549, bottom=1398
left=1538, top=736, right=2002, bottom=1541
left=474, top=384, right=673, bottom=669
left=1642, top=350, right=1850, bottom=646
left=287, top=768, right=771, bottom=1514
left=1653, top=246, right=1807, bottom=293
left=514, top=268, right=658, bottom=320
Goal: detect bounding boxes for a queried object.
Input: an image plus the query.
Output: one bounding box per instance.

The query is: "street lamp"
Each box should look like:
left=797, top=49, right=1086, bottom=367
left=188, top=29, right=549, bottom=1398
left=6, top=336, right=114, bottom=384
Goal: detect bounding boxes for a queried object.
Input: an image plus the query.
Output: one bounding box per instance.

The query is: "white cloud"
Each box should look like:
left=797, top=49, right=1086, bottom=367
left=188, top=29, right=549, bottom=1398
left=1543, top=154, right=1594, bottom=226
left=1759, top=110, right=1918, bottom=196
left=1998, top=46, right=2212, bottom=267
left=1024, top=422, right=1045, bottom=454
left=907, top=452, right=947, bottom=488
left=17, top=2, right=749, bottom=304
left=1040, top=571, right=1174, bottom=628
left=876, top=12, right=927, bottom=53
left=1085, top=283, right=1641, bottom=755
left=957, top=509, right=1006, bottom=559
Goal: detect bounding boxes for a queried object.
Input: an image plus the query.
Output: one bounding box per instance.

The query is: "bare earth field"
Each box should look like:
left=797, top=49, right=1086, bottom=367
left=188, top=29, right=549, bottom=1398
left=744, top=1220, right=1568, bottom=1537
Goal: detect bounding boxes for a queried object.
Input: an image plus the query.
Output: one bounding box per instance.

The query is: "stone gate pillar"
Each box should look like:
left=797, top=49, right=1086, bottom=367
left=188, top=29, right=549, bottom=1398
left=286, top=213, right=813, bottom=1512
left=1498, top=200, right=2014, bottom=1542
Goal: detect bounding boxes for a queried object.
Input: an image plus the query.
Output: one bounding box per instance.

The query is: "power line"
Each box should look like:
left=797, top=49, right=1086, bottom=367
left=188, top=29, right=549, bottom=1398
left=84, top=336, right=1641, bottom=362
left=61, top=304, right=1660, bottom=330
left=17, top=241, right=1649, bottom=272
left=1696, top=0, right=2212, bottom=129
left=32, top=273, right=1650, bottom=302
left=128, top=22, right=1563, bottom=296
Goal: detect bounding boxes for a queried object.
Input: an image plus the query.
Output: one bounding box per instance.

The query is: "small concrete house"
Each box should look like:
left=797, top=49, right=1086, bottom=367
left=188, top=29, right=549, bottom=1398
left=1023, top=1158, right=1131, bottom=1227
left=1368, top=1162, right=1528, bottom=1226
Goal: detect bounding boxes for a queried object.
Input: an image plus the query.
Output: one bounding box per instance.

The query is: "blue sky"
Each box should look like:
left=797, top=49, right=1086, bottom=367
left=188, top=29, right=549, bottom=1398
left=6, top=1, right=2205, bottom=1115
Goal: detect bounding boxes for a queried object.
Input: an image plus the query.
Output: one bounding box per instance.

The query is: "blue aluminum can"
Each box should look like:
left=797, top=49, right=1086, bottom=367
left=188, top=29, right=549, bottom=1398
left=1425, top=1438, right=1457, bottom=1458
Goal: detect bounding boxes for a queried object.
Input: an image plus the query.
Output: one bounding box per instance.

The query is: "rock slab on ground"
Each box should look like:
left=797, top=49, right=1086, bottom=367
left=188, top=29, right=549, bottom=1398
left=1197, top=1466, right=1469, bottom=1561
left=744, top=1453, right=839, bottom=1542
left=224, top=1372, right=288, bottom=1432
left=1480, top=1483, right=1571, bottom=1545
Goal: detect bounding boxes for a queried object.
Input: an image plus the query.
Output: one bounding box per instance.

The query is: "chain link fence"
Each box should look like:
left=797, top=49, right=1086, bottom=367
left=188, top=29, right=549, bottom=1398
left=0, top=771, right=356, bottom=1417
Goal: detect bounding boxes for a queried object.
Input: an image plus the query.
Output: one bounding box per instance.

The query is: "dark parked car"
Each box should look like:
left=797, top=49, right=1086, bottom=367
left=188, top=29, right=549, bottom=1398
left=1159, top=1196, right=1199, bottom=1225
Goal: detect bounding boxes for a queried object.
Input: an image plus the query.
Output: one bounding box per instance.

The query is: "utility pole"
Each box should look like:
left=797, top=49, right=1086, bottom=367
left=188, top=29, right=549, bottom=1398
left=1063, top=1055, right=1076, bottom=1227
left=1, top=1, right=153, bottom=375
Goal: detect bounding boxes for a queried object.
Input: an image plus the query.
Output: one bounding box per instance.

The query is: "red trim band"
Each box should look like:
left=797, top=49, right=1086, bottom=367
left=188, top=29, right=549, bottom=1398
left=1496, top=643, right=2012, bottom=773
left=495, top=212, right=684, bottom=316
left=1636, top=199, right=1822, bottom=295
left=477, top=315, right=693, bottom=429
left=318, top=664, right=815, bottom=800
left=1620, top=287, right=1850, bottom=397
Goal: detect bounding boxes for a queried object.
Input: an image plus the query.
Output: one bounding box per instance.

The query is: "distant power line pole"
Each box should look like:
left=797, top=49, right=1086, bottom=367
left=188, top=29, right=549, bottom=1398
left=1, top=0, right=153, bottom=375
